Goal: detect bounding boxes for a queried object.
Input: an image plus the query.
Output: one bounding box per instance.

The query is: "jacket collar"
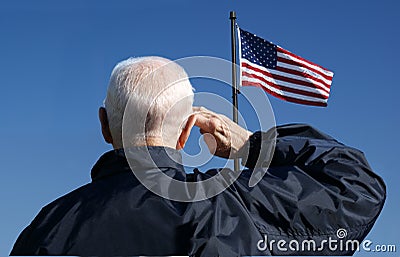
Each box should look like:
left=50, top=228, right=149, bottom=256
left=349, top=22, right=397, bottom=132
left=91, top=146, right=185, bottom=181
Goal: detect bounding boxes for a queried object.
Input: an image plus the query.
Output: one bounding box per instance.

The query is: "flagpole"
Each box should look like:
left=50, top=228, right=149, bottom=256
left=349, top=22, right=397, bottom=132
left=230, top=11, right=240, bottom=172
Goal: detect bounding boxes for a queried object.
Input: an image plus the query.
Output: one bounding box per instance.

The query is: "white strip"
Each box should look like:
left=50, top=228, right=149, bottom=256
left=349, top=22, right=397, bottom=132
left=242, top=66, right=330, bottom=97
left=237, top=26, right=243, bottom=89
left=242, top=76, right=327, bottom=104
left=277, top=50, right=334, bottom=77
left=242, top=59, right=330, bottom=93
left=278, top=61, right=333, bottom=86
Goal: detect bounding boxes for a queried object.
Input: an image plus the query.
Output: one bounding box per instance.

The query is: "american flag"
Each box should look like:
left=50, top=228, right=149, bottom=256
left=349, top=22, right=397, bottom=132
left=238, top=27, right=334, bottom=106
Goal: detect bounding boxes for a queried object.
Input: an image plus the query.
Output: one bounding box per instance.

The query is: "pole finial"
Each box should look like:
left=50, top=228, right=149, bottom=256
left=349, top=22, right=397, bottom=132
left=230, top=11, right=236, bottom=19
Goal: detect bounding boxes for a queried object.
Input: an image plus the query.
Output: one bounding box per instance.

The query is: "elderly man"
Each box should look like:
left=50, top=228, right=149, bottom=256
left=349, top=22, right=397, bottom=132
left=11, top=56, right=385, bottom=256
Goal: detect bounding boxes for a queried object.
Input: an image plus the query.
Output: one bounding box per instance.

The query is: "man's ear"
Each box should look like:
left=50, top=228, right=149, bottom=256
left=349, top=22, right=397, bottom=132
left=99, top=107, right=113, bottom=145
left=176, top=114, right=196, bottom=150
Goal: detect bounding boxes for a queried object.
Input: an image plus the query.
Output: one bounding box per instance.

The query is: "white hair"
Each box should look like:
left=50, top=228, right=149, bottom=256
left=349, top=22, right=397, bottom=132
left=104, top=56, right=194, bottom=148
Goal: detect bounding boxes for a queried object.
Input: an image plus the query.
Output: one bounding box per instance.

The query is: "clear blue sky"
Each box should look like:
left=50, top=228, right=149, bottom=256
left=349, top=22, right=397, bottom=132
left=1, top=0, right=399, bottom=256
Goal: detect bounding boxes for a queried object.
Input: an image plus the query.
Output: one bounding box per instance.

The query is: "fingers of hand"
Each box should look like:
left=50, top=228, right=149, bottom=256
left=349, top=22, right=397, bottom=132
left=193, top=108, right=223, bottom=134
left=192, top=106, right=234, bottom=158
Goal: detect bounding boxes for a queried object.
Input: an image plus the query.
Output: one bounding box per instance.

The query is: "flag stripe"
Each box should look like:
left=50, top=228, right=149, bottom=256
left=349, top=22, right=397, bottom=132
left=242, top=64, right=329, bottom=97
left=277, top=54, right=333, bottom=82
left=276, top=65, right=331, bottom=91
left=242, top=70, right=329, bottom=100
left=277, top=47, right=334, bottom=77
left=278, top=53, right=332, bottom=81
left=242, top=80, right=328, bottom=106
left=242, top=60, right=330, bottom=95
left=277, top=61, right=333, bottom=87
left=276, top=58, right=331, bottom=91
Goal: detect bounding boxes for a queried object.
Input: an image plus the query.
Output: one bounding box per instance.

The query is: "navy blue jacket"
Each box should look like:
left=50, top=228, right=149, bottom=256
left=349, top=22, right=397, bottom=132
left=11, top=124, right=386, bottom=256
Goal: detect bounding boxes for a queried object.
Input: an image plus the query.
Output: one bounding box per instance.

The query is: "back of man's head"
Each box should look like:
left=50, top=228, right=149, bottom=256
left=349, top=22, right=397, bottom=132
left=104, top=56, right=194, bottom=149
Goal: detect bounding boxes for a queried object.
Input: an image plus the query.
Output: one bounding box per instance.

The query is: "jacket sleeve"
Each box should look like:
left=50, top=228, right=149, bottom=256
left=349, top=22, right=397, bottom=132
left=236, top=124, right=386, bottom=255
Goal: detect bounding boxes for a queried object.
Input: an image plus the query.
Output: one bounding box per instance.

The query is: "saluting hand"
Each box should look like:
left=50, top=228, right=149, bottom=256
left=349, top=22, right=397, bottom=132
left=186, top=107, right=252, bottom=159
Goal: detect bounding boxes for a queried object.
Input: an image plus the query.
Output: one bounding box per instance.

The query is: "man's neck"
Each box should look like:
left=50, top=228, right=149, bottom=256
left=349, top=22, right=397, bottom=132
left=113, top=136, right=176, bottom=149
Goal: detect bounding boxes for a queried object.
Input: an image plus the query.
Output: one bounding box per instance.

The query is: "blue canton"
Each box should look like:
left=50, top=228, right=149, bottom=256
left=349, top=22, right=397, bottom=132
left=239, top=28, right=278, bottom=69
